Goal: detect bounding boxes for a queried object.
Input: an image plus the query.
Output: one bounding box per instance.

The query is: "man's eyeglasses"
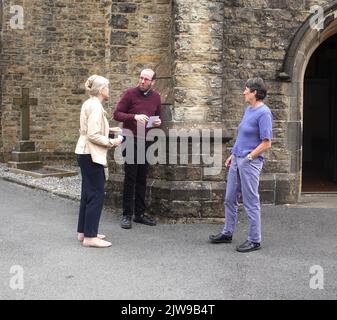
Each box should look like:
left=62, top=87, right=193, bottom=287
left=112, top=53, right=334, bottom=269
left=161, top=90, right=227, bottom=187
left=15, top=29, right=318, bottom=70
left=140, top=77, right=153, bottom=82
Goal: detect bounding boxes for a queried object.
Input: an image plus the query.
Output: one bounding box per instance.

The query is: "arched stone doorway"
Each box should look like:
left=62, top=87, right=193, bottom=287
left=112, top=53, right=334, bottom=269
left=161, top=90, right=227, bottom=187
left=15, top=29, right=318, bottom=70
left=279, top=1, right=337, bottom=199
left=303, top=34, right=337, bottom=192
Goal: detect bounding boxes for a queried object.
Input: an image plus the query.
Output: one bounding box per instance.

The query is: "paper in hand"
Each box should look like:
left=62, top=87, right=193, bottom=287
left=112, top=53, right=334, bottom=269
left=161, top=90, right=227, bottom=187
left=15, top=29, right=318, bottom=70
left=146, top=116, right=159, bottom=128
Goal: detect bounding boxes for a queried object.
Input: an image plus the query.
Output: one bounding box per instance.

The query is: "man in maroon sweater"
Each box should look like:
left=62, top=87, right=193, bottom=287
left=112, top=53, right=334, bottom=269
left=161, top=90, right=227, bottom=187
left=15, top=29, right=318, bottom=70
left=113, top=69, right=161, bottom=229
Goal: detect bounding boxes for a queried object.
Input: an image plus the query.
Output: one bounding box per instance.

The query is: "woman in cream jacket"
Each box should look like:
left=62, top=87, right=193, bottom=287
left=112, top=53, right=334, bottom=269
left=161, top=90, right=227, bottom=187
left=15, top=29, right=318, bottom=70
left=75, top=75, right=121, bottom=248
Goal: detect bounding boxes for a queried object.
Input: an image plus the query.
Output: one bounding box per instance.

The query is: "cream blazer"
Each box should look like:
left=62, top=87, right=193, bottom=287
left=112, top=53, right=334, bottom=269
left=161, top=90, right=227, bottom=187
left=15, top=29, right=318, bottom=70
left=75, top=96, right=111, bottom=166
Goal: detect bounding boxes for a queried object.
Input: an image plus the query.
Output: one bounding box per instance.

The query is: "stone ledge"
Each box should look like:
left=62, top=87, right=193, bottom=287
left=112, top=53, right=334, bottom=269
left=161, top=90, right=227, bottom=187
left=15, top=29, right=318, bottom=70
left=8, top=166, right=78, bottom=178
left=0, top=176, right=80, bottom=202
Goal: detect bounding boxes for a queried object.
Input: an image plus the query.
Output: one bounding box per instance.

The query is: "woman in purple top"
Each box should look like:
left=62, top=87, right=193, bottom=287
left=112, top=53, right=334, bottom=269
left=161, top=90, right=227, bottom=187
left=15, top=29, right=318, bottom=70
left=209, top=77, right=272, bottom=252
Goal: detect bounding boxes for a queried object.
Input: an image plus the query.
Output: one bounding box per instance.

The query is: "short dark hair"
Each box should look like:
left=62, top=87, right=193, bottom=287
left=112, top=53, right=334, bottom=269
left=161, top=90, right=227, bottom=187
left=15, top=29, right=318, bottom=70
left=246, top=77, right=267, bottom=100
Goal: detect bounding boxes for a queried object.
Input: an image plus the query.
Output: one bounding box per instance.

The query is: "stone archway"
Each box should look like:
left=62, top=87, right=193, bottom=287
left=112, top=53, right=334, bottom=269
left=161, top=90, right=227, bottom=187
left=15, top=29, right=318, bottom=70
left=279, top=0, right=337, bottom=199
left=302, top=34, right=337, bottom=192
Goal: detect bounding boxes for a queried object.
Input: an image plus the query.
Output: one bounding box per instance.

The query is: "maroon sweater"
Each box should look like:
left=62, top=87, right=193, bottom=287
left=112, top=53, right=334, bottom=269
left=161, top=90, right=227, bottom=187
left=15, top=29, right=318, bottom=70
left=113, top=87, right=161, bottom=137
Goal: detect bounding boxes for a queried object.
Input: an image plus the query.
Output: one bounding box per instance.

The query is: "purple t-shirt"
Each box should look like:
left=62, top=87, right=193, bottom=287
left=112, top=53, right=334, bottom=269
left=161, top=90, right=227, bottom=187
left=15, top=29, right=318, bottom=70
left=231, top=104, right=272, bottom=159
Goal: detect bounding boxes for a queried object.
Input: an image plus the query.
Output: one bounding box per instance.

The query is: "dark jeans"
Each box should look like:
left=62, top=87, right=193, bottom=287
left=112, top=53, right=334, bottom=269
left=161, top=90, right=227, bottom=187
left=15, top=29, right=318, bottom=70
left=77, top=154, right=105, bottom=237
left=122, top=140, right=151, bottom=217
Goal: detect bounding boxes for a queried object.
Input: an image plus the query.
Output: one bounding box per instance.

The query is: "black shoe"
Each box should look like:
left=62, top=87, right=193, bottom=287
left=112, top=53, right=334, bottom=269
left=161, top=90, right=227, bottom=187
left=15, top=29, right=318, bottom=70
left=209, top=233, right=232, bottom=243
left=236, top=240, right=261, bottom=253
left=121, top=216, right=132, bottom=229
left=133, top=215, right=156, bottom=226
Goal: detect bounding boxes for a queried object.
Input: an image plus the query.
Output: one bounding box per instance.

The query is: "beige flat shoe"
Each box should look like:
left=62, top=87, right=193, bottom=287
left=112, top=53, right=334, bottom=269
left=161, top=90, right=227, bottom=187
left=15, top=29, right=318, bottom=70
left=82, top=238, right=112, bottom=248
left=77, top=233, right=106, bottom=241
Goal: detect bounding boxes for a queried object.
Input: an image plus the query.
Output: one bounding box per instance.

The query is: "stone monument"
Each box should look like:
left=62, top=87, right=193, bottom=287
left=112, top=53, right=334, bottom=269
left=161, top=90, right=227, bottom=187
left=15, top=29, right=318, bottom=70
left=8, top=88, right=77, bottom=178
left=8, top=88, right=42, bottom=170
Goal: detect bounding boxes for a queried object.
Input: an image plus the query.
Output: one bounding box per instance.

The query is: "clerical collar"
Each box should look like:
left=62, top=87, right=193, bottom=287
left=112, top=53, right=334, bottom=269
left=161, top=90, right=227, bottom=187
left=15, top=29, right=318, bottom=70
left=138, top=87, right=152, bottom=97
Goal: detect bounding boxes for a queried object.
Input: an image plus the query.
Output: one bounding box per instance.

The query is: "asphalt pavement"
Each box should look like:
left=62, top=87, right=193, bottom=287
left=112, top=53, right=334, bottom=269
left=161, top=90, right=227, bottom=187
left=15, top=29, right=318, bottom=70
left=0, top=178, right=336, bottom=300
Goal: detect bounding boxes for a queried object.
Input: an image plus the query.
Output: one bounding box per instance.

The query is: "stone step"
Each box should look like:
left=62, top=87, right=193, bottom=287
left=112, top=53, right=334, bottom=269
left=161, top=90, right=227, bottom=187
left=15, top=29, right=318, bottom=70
left=7, top=161, right=43, bottom=170
left=11, top=151, right=40, bottom=162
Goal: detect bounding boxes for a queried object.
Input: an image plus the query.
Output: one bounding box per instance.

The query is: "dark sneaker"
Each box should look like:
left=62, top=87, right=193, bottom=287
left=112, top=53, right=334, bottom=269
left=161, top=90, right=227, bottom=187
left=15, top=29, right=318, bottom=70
left=133, top=215, right=156, bottom=226
left=236, top=240, right=261, bottom=253
left=209, top=233, right=232, bottom=243
left=121, top=216, right=132, bottom=229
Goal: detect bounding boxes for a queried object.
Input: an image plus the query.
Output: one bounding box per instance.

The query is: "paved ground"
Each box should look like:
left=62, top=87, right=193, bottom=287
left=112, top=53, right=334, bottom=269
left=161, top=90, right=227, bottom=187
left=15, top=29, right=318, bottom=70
left=0, top=178, right=336, bottom=300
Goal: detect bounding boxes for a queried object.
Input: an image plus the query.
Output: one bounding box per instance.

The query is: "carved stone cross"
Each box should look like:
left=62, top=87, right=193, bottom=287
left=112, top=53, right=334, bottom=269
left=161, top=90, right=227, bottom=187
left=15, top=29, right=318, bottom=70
left=13, top=88, right=38, bottom=141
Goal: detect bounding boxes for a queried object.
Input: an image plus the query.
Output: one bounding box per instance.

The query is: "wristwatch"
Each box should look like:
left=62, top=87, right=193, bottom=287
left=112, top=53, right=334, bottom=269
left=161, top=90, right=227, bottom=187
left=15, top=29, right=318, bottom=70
left=247, top=153, right=253, bottom=161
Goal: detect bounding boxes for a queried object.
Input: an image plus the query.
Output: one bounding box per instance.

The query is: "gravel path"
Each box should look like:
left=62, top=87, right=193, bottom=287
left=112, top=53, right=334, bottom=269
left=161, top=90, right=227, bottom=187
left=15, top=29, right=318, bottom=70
left=0, top=162, right=81, bottom=201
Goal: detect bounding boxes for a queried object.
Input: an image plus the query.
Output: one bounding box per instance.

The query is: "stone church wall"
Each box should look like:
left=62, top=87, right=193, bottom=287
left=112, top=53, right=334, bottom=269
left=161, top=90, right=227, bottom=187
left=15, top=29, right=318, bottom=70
left=0, top=0, right=105, bottom=161
left=105, top=0, right=172, bottom=107
left=1, top=0, right=336, bottom=209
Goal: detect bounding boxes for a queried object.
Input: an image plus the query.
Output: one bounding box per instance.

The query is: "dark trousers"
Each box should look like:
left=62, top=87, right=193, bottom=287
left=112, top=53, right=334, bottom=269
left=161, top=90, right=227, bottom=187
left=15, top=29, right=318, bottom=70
left=77, top=154, right=105, bottom=237
left=123, top=140, right=150, bottom=217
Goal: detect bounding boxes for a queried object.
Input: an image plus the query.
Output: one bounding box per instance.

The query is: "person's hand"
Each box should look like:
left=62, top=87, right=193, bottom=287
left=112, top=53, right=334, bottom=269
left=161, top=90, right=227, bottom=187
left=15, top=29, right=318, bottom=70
left=152, top=118, right=161, bottom=127
left=134, top=114, right=149, bottom=124
left=225, top=155, right=232, bottom=168
left=115, top=138, right=122, bottom=146
left=109, top=127, right=122, bottom=134
left=109, top=138, right=122, bottom=147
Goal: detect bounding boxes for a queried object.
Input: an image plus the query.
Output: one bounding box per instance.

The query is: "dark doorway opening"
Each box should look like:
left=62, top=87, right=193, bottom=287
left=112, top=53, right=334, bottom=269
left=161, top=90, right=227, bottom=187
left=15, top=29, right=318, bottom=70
left=303, top=34, right=337, bottom=192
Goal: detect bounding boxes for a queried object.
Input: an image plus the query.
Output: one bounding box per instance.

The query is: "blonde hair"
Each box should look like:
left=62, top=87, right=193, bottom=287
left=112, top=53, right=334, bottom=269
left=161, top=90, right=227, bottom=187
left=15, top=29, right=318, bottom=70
left=85, top=75, right=109, bottom=96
